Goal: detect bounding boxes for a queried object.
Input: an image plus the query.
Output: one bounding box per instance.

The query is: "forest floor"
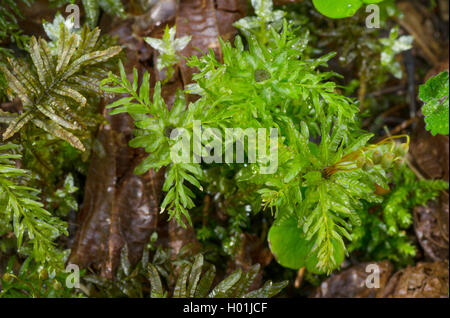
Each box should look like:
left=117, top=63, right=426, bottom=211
left=0, top=0, right=449, bottom=298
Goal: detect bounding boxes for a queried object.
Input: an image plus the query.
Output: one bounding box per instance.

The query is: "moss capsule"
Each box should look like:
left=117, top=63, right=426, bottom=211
left=381, top=153, right=394, bottom=169
left=363, top=160, right=374, bottom=171
left=356, top=156, right=366, bottom=168
left=395, top=143, right=409, bottom=157
left=394, top=159, right=404, bottom=169
left=372, top=151, right=382, bottom=164
left=2, top=273, right=13, bottom=283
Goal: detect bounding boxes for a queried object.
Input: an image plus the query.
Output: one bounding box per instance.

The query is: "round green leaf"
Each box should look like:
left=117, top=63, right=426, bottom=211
left=268, top=216, right=346, bottom=274
left=268, top=217, right=310, bottom=270
left=419, top=71, right=450, bottom=136
left=312, top=0, right=363, bottom=19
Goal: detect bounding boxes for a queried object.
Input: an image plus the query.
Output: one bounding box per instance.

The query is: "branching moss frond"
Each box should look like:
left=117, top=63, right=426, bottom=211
left=0, top=19, right=121, bottom=150
left=0, top=143, right=67, bottom=262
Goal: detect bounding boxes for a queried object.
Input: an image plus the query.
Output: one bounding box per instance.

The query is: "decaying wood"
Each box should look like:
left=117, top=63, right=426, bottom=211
left=175, top=0, right=222, bottom=86
left=414, top=192, right=449, bottom=262
left=311, top=261, right=394, bottom=298
left=410, top=121, right=449, bottom=182
left=132, top=0, right=178, bottom=36
left=230, top=233, right=273, bottom=291
left=68, top=111, right=165, bottom=278
left=215, top=0, right=249, bottom=42
left=380, top=261, right=449, bottom=298
left=69, top=18, right=164, bottom=279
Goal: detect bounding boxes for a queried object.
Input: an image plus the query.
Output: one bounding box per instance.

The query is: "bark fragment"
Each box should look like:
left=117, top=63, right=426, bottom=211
left=168, top=218, right=201, bottom=258
left=380, top=261, right=449, bottom=298
left=410, top=121, right=449, bottom=182
left=226, top=233, right=273, bottom=291
left=68, top=112, right=165, bottom=278
left=69, top=19, right=165, bottom=279
left=176, top=0, right=222, bottom=86
left=414, top=192, right=449, bottom=261
left=311, top=261, right=394, bottom=298
left=133, top=0, right=178, bottom=36
left=215, top=0, right=249, bottom=42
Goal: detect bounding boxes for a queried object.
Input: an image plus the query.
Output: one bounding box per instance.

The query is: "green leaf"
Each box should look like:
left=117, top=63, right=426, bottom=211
left=1, top=15, right=121, bottom=150
left=188, top=254, right=204, bottom=297
left=312, top=0, right=363, bottom=19
left=0, top=142, right=67, bottom=263
left=173, top=264, right=190, bottom=298
left=147, top=263, right=164, bottom=298
left=144, top=25, right=191, bottom=83
left=194, top=264, right=216, bottom=298
left=312, top=0, right=385, bottom=19
left=268, top=216, right=311, bottom=270
left=208, top=269, right=242, bottom=298
left=419, top=71, right=449, bottom=136
left=82, top=0, right=100, bottom=29
left=134, top=253, right=287, bottom=298
left=268, top=215, right=345, bottom=274
left=243, top=280, right=288, bottom=298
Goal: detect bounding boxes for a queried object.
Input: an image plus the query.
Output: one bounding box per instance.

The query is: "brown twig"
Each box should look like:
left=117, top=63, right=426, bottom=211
left=388, top=116, right=419, bottom=136
left=202, top=194, right=211, bottom=227
left=294, top=267, right=306, bottom=289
